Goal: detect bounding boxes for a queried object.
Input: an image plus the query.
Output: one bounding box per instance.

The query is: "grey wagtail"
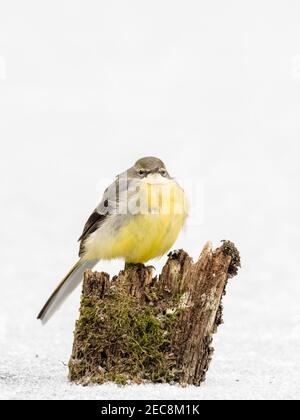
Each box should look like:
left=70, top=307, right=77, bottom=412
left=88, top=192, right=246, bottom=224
left=38, top=156, right=187, bottom=323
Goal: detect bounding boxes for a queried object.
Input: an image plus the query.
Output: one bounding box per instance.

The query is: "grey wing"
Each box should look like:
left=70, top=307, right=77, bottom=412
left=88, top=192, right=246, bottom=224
left=78, top=210, right=107, bottom=256
left=78, top=176, right=129, bottom=257
left=78, top=192, right=111, bottom=257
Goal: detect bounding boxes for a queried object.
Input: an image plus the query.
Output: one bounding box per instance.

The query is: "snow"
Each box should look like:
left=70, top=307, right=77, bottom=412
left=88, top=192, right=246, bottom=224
left=1, top=1, right=300, bottom=400
left=1, top=262, right=299, bottom=400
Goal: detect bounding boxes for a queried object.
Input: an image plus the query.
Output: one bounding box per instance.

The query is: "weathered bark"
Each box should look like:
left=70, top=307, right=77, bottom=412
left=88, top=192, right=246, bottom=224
left=69, top=240, right=240, bottom=386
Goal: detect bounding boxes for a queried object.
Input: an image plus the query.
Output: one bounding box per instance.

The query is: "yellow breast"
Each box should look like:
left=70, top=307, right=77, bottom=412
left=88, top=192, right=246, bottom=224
left=85, top=179, right=187, bottom=263
left=112, top=180, right=187, bottom=263
left=113, top=212, right=185, bottom=263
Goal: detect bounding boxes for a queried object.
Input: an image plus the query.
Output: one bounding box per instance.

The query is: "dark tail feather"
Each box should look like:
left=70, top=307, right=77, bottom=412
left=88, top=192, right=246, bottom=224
left=37, top=259, right=98, bottom=324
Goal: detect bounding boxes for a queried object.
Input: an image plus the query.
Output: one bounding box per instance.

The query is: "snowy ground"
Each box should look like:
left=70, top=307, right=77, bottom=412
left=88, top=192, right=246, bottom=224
left=1, top=1, right=300, bottom=400
left=1, top=257, right=299, bottom=400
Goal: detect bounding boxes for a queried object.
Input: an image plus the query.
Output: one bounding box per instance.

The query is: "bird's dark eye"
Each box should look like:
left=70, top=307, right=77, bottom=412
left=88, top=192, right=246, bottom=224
left=160, top=169, right=167, bottom=177
left=138, top=169, right=145, bottom=176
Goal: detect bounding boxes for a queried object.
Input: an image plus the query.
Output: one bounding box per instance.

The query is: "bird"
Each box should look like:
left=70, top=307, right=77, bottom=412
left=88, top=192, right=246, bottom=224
left=37, top=156, right=188, bottom=324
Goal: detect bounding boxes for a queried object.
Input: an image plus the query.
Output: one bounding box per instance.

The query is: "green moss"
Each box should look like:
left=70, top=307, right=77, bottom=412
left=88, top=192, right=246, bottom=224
left=124, top=262, right=144, bottom=270
left=69, top=279, right=181, bottom=385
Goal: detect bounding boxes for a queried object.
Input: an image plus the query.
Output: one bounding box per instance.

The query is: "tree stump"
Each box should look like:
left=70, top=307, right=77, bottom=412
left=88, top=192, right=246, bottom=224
left=68, top=240, right=241, bottom=386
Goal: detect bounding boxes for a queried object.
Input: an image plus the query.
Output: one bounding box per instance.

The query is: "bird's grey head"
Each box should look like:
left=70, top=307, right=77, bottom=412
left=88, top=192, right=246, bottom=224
left=131, top=156, right=171, bottom=179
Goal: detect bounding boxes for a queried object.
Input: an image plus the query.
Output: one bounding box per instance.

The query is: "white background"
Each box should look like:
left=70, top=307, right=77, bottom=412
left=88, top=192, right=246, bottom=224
left=0, top=1, right=299, bottom=399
